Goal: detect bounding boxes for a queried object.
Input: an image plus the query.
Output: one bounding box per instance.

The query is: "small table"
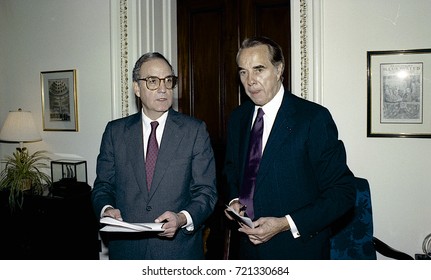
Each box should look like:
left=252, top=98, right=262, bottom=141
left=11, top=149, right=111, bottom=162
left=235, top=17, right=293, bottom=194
left=0, top=186, right=100, bottom=260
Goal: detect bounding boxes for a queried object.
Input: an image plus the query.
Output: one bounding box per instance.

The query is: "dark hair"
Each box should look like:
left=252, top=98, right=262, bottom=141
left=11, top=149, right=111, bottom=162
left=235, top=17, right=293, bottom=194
left=132, top=52, right=175, bottom=82
left=237, top=36, right=285, bottom=74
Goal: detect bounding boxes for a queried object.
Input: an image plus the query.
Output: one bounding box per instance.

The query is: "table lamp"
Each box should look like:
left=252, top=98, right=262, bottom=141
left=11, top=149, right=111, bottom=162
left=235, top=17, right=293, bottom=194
left=0, top=108, right=42, bottom=151
left=0, top=109, right=49, bottom=208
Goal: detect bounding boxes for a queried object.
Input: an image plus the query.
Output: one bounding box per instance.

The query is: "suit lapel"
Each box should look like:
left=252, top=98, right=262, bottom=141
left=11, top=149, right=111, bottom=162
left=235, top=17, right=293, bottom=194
left=256, top=93, right=296, bottom=187
left=235, top=103, right=256, bottom=190
left=239, top=107, right=254, bottom=175
left=125, top=113, right=147, bottom=193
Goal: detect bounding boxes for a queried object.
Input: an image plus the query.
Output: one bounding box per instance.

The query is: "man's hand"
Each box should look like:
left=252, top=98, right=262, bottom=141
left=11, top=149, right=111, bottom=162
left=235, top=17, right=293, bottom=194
left=224, top=200, right=246, bottom=220
left=238, top=216, right=290, bottom=244
left=155, top=211, right=186, bottom=238
left=102, top=207, right=123, bottom=221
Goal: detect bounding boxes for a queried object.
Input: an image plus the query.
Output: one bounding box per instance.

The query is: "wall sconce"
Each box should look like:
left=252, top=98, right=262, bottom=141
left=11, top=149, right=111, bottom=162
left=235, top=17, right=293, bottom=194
left=0, top=108, right=42, bottom=150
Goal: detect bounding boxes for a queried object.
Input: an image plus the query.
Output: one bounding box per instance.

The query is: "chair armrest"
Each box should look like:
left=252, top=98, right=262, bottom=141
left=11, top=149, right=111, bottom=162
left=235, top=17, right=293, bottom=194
left=373, top=236, right=414, bottom=260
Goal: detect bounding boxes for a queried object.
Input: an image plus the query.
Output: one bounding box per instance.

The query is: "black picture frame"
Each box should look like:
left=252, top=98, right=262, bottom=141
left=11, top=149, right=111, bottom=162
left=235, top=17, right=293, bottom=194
left=367, top=49, right=431, bottom=138
left=41, top=69, right=78, bottom=131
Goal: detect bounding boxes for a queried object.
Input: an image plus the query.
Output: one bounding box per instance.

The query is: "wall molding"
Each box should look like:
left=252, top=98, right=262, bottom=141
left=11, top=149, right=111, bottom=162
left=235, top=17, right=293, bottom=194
left=110, top=0, right=177, bottom=119
left=110, top=0, right=134, bottom=119
left=292, top=0, right=323, bottom=104
left=299, top=0, right=309, bottom=100
left=111, top=0, right=320, bottom=118
left=120, top=0, right=130, bottom=117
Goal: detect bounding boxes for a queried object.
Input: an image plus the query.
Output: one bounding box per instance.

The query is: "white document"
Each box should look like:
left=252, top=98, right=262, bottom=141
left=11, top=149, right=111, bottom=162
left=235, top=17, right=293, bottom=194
left=225, top=205, right=254, bottom=228
left=99, top=216, right=164, bottom=232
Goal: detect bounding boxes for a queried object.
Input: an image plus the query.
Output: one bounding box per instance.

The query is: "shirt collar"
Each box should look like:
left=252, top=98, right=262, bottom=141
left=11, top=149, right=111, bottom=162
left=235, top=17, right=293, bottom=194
left=257, top=84, right=284, bottom=120
left=141, top=109, right=169, bottom=129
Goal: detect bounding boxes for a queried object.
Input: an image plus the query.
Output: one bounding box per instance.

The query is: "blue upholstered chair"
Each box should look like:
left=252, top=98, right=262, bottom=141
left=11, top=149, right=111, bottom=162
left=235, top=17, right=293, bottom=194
left=223, top=176, right=413, bottom=260
left=330, top=177, right=414, bottom=260
left=330, top=177, right=377, bottom=259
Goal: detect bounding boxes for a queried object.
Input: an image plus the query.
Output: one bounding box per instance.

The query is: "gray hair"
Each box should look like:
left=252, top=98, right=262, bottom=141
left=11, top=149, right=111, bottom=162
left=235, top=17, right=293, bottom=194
left=237, top=36, right=285, bottom=74
left=132, top=52, right=174, bottom=82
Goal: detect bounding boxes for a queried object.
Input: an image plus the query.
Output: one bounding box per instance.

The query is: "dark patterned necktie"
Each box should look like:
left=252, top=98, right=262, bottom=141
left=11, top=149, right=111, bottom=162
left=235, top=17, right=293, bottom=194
left=239, top=108, right=264, bottom=219
left=146, top=121, right=159, bottom=191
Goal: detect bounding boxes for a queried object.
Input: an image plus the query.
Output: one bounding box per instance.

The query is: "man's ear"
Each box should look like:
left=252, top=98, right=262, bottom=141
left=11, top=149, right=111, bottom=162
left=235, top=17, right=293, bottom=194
left=276, top=63, right=284, bottom=80
left=133, top=81, right=140, bottom=97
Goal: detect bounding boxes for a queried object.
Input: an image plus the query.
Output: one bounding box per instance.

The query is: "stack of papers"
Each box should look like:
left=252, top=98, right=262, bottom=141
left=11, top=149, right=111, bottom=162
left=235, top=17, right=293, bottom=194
left=99, top=216, right=164, bottom=232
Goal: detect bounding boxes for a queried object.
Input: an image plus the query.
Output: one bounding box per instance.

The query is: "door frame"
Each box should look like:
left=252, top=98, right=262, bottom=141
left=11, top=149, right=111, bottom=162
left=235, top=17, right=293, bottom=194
left=109, top=0, right=322, bottom=118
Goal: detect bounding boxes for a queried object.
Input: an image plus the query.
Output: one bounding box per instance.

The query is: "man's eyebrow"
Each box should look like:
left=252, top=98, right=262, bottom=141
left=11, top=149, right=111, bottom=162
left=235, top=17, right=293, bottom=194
left=253, top=65, right=266, bottom=71
left=238, top=65, right=266, bottom=71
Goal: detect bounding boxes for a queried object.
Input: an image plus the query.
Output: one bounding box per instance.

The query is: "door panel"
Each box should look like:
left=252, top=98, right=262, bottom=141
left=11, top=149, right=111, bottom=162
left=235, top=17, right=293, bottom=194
left=240, top=0, right=292, bottom=93
left=178, top=0, right=291, bottom=145
left=177, top=0, right=291, bottom=259
left=178, top=0, right=239, bottom=149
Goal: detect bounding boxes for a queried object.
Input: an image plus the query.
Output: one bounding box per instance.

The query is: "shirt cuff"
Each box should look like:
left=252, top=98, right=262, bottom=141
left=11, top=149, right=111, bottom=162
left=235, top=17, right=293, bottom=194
left=229, top=198, right=240, bottom=205
left=180, top=210, right=194, bottom=231
left=286, top=215, right=300, bottom=239
left=101, top=205, right=114, bottom=218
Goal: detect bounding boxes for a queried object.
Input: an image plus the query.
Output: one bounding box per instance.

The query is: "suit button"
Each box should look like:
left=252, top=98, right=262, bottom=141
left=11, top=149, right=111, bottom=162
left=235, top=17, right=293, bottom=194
left=146, top=206, right=152, bottom=211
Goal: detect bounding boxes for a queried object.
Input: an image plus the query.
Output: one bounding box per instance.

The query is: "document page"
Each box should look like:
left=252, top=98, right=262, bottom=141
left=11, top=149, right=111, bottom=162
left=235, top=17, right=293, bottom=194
left=99, top=217, right=164, bottom=232
left=225, top=205, right=254, bottom=228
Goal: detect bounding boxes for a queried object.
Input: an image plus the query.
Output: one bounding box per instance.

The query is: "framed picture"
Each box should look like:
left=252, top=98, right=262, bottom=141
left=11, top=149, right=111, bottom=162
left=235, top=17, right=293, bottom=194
left=41, top=69, right=78, bottom=131
left=367, top=49, right=431, bottom=138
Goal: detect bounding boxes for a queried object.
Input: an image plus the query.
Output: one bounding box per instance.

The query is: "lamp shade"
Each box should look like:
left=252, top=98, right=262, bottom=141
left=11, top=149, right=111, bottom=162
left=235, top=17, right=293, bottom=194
left=0, top=109, right=42, bottom=143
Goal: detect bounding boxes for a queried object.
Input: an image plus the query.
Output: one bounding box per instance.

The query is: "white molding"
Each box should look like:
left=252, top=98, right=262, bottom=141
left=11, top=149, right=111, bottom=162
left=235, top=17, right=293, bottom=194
left=290, top=0, right=301, bottom=99
left=299, top=0, right=309, bottom=100
left=142, top=0, right=154, bottom=52
left=110, top=0, right=133, bottom=119
left=119, top=0, right=130, bottom=117
left=311, top=0, right=323, bottom=104
left=291, top=0, right=323, bottom=104
left=164, top=0, right=178, bottom=109
left=109, top=0, right=121, bottom=119
left=140, top=0, right=178, bottom=109
left=163, top=0, right=172, bottom=60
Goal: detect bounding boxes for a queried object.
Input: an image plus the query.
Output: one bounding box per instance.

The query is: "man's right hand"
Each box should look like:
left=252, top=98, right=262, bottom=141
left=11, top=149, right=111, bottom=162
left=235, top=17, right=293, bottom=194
left=103, top=207, right=123, bottom=221
left=224, top=200, right=246, bottom=220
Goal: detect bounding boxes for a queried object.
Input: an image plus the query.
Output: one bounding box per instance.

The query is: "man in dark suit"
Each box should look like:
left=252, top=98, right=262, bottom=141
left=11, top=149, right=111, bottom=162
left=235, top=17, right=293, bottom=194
left=92, top=52, right=217, bottom=259
left=224, top=37, right=356, bottom=259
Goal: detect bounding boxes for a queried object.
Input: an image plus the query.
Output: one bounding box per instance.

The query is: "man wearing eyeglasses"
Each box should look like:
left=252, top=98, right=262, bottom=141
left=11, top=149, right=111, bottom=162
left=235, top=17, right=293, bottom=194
left=92, top=52, right=218, bottom=259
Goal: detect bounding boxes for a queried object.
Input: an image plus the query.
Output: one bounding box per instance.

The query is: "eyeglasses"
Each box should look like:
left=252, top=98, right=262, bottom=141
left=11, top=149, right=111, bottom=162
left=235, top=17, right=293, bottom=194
left=137, top=75, right=178, bottom=90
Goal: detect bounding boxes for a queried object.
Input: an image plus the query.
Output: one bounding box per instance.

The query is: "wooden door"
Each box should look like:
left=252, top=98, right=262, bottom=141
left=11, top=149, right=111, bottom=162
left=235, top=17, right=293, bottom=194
left=177, top=0, right=291, bottom=259
left=178, top=0, right=291, bottom=153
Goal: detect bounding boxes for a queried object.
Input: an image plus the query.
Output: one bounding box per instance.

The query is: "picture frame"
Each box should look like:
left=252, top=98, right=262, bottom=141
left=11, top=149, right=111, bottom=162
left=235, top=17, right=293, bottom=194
left=367, top=49, right=431, bottom=138
left=41, top=69, right=78, bottom=131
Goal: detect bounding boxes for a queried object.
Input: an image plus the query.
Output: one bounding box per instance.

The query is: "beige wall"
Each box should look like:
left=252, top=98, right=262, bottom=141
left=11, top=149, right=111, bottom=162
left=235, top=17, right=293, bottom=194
left=320, top=0, right=431, bottom=259
left=0, top=0, right=112, bottom=188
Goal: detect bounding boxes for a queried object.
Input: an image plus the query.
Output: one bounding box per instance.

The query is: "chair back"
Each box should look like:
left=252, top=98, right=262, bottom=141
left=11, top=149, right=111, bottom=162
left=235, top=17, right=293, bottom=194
left=330, top=177, right=377, bottom=260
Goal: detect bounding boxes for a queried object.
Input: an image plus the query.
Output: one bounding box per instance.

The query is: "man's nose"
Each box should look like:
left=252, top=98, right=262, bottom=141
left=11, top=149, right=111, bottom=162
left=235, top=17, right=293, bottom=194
left=158, top=79, right=167, bottom=92
left=247, top=74, right=257, bottom=86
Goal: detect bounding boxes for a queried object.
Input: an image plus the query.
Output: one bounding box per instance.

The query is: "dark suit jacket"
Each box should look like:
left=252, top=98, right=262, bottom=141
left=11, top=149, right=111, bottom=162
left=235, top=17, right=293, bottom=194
left=224, top=91, right=356, bottom=259
left=92, top=108, right=217, bottom=259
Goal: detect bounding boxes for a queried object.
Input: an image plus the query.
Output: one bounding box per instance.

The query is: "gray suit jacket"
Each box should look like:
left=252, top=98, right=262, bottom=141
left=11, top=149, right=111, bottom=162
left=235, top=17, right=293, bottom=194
left=92, top=108, right=217, bottom=259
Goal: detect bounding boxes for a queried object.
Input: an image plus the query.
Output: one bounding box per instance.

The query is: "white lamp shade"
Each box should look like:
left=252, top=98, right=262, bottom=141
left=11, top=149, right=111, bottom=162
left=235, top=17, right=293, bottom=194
left=0, top=109, right=42, bottom=142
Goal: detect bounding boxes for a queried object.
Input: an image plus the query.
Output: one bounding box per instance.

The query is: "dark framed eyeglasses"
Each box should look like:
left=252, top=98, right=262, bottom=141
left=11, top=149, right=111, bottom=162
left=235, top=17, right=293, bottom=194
left=137, top=75, right=178, bottom=90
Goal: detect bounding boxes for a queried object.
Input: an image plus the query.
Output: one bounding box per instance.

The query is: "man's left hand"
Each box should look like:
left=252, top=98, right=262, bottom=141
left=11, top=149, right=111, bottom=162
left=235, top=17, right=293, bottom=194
left=238, top=216, right=290, bottom=245
left=155, top=211, right=186, bottom=238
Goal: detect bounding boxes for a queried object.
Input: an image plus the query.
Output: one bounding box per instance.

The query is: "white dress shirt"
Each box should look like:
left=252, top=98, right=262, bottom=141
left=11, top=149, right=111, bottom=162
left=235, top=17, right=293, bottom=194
left=238, top=85, right=300, bottom=238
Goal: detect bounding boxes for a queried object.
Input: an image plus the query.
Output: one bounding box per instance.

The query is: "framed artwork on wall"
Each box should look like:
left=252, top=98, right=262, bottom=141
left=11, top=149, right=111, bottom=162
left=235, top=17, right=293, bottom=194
left=40, top=69, right=78, bottom=131
left=367, top=49, right=431, bottom=138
